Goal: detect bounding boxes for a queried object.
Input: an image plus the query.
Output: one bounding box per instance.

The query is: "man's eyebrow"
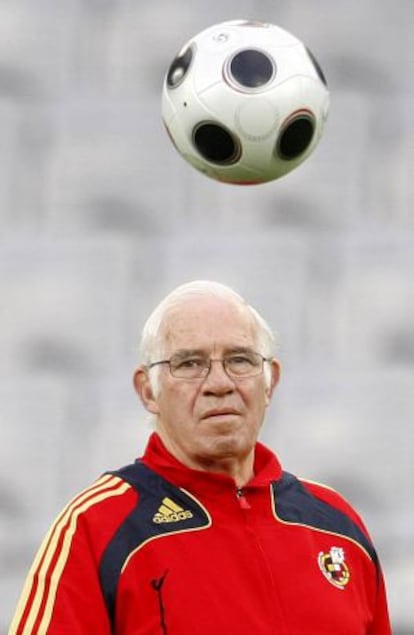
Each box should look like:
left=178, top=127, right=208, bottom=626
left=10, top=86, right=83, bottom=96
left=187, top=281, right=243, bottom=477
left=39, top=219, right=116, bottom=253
left=224, top=346, right=257, bottom=355
left=170, top=346, right=257, bottom=359
left=170, top=349, right=206, bottom=359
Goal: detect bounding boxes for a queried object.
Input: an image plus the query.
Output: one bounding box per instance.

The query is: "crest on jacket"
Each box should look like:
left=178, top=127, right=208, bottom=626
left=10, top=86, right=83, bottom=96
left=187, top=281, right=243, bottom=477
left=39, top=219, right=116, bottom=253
left=318, top=546, right=350, bottom=589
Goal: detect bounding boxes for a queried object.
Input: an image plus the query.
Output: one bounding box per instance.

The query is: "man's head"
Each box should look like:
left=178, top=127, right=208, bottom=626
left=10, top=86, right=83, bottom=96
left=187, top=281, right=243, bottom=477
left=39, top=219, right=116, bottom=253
left=133, top=280, right=280, bottom=484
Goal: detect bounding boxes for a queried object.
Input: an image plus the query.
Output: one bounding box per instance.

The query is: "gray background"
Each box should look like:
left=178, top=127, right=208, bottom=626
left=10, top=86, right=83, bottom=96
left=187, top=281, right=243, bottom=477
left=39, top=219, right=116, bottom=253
left=1, top=1, right=413, bottom=633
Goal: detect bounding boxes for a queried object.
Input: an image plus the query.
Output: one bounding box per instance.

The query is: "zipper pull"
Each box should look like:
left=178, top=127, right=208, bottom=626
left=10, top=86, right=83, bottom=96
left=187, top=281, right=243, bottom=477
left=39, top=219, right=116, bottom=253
left=236, top=488, right=251, bottom=509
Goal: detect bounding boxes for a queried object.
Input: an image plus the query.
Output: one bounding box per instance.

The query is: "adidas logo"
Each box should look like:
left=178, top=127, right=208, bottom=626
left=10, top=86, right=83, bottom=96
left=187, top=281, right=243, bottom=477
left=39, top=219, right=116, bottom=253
left=153, top=497, right=194, bottom=524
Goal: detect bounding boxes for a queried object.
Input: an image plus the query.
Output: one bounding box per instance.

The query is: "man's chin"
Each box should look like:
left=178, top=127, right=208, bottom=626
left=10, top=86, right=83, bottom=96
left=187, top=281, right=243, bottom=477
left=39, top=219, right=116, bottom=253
left=201, top=433, right=250, bottom=459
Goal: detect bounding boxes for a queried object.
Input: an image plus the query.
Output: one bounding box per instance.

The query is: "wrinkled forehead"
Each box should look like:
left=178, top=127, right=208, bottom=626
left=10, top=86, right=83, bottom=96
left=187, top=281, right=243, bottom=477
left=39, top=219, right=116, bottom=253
left=160, top=296, right=259, bottom=353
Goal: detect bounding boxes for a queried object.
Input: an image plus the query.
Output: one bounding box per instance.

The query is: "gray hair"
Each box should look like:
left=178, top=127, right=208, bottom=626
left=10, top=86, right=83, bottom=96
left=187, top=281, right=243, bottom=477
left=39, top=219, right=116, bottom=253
left=139, top=280, right=277, bottom=392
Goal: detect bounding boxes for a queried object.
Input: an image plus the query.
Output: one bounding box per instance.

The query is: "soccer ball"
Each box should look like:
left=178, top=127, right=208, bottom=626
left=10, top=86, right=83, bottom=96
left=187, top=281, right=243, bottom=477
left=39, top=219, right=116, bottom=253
left=161, top=19, right=330, bottom=185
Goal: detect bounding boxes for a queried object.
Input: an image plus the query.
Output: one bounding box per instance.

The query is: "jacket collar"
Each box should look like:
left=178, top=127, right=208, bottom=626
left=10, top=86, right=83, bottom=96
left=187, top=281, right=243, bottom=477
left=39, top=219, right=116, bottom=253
left=140, top=432, right=283, bottom=496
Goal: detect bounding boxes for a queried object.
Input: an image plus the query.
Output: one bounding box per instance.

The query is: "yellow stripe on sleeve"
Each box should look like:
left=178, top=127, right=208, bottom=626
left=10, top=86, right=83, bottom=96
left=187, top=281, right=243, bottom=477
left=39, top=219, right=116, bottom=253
left=9, top=475, right=130, bottom=635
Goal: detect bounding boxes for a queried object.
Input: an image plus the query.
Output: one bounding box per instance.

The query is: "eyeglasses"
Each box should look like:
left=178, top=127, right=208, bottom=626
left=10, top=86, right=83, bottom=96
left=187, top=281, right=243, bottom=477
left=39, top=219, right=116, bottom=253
left=147, top=351, right=271, bottom=380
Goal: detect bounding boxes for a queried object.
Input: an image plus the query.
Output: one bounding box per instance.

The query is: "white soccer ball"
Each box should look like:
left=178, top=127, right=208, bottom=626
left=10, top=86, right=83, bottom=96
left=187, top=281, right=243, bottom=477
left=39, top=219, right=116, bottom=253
left=161, top=19, right=330, bottom=185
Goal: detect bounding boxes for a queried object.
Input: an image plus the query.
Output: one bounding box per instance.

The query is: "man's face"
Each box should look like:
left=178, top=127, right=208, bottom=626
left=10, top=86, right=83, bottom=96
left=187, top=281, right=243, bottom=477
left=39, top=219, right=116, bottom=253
left=135, top=295, right=279, bottom=475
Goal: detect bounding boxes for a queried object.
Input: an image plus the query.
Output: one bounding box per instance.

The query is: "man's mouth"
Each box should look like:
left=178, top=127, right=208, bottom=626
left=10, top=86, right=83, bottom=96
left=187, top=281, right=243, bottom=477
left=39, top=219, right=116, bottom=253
left=201, top=408, right=240, bottom=420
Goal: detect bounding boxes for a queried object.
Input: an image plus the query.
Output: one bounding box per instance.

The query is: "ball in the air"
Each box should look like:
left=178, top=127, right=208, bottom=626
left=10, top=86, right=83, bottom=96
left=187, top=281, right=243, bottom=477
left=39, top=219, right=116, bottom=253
left=161, top=19, right=330, bottom=185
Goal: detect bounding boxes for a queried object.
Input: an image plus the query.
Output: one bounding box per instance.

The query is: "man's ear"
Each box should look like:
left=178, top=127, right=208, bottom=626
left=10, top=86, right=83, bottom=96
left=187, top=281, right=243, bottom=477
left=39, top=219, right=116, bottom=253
left=133, top=367, right=160, bottom=415
left=265, top=358, right=281, bottom=406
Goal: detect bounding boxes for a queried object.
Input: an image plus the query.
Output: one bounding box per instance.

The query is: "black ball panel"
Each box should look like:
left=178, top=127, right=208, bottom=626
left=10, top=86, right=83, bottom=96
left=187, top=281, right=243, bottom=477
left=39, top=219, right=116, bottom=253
left=193, top=123, right=241, bottom=165
left=277, top=115, right=315, bottom=160
left=228, top=49, right=275, bottom=89
left=306, top=47, right=328, bottom=86
left=167, top=45, right=194, bottom=88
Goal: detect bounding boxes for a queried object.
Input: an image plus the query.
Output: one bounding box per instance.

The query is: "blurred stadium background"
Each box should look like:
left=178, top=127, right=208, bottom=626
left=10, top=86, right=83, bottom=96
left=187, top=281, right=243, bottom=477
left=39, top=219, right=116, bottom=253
left=1, top=1, right=413, bottom=632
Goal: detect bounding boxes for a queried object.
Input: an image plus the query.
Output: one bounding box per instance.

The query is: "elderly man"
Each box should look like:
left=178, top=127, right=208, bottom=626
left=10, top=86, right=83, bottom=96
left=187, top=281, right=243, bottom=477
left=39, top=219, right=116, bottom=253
left=10, top=280, right=391, bottom=634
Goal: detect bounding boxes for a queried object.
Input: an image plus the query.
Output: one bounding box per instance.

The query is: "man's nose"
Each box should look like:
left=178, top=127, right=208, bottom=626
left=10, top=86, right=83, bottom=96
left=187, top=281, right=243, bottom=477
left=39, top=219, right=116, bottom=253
left=201, top=359, right=235, bottom=393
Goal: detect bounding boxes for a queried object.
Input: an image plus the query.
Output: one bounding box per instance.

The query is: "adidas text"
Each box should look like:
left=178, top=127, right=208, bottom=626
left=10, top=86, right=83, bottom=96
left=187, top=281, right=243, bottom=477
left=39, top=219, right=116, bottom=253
left=153, top=510, right=193, bottom=523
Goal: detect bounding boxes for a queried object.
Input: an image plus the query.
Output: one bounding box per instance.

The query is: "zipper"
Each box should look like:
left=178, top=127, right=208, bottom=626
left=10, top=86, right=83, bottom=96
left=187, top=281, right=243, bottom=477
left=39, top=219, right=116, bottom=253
left=236, top=487, right=251, bottom=509
left=151, top=570, right=169, bottom=635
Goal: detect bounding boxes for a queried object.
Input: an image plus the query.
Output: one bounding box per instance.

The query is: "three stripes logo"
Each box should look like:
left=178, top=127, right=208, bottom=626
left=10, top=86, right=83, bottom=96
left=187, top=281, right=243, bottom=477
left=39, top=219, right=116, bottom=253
left=153, top=497, right=194, bottom=524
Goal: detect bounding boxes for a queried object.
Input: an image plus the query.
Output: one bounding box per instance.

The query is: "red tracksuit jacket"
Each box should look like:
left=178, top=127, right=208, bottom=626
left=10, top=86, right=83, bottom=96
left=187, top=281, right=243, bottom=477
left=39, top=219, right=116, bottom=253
left=9, top=433, right=391, bottom=634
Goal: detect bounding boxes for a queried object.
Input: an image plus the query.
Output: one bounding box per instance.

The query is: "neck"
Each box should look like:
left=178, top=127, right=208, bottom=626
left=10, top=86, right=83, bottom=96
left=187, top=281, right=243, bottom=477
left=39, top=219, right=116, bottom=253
left=156, top=431, right=255, bottom=487
left=191, top=454, right=255, bottom=488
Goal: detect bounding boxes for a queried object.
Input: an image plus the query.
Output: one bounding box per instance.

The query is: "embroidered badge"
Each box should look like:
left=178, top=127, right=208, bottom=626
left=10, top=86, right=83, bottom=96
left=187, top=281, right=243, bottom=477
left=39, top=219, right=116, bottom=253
left=318, top=547, right=350, bottom=589
left=153, top=497, right=194, bottom=523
